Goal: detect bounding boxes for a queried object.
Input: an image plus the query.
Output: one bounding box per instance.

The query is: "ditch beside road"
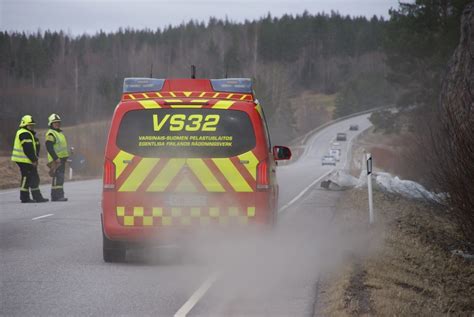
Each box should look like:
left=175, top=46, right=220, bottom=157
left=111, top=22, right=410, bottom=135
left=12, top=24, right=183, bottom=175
left=314, top=142, right=474, bottom=315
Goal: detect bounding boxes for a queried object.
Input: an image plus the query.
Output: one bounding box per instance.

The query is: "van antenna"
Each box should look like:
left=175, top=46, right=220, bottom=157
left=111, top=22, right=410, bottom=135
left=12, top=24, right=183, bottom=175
left=150, top=63, right=153, bottom=78
left=191, top=65, right=196, bottom=79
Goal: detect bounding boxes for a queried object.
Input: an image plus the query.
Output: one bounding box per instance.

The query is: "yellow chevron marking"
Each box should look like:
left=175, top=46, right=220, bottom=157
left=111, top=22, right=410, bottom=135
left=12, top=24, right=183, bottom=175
left=155, top=92, right=163, bottom=98
left=175, top=177, right=198, bottom=192
left=226, top=94, right=234, bottom=99
left=133, top=207, right=144, bottom=217
left=165, top=99, right=182, bottom=103
left=187, top=159, right=225, bottom=192
left=240, top=95, right=247, bottom=100
left=212, top=100, right=234, bottom=109
left=147, top=159, right=186, bottom=192
left=212, top=158, right=253, bottom=192
left=191, top=99, right=209, bottom=103
left=255, top=103, right=264, bottom=118
left=183, top=91, right=192, bottom=97
left=117, top=206, right=125, bottom=216
left=118, top=158, right=159, bottom=192
left=139, top=100, right=161, bottom=109
left=213, top=93, right=219, bottom=98
left=129, top=94, right=136, bottom=100
left=237, top=151, right=258, bottom=180
left=143, top=93, right=149, bottom=98
left=199, top=92, right=206, bottom=97
left=113, top=150, right=135, bottom=179
left=169, top=92, right=176, bottom=97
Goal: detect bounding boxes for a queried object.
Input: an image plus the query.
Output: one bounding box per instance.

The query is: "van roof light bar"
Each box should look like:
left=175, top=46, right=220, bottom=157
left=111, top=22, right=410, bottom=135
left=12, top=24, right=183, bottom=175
left=210, top=78, right=253, bottom=93
left=123, top=78, right=165, bottom=93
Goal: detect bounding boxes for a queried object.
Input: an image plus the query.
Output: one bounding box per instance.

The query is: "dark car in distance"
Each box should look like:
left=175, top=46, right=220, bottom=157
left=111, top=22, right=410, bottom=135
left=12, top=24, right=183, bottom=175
left=336, top=133, right=347, bottom=141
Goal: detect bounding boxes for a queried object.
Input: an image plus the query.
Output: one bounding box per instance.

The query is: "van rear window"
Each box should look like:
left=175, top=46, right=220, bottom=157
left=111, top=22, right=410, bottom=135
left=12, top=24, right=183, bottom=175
left=116, top=108, right=256, bottom=158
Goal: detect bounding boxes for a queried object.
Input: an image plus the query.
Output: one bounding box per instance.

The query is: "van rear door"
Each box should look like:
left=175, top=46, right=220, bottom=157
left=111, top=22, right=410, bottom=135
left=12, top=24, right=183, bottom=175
left=111, top=106, right=263, bottom=227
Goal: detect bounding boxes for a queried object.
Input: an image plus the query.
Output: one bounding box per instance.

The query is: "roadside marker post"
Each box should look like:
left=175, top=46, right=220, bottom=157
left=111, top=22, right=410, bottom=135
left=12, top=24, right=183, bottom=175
left=366, top=153, right=374, bottom=224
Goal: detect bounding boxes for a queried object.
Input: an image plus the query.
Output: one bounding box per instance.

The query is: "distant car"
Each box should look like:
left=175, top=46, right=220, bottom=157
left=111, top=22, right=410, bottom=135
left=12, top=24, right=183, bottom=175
left=349, top=124, right=359, bottom=131
left=322, top=155, right=336, bottom=166
left=329, top=149, right=341, bottom=161
left=331, top=142, right=341, bottom=149
left=336, top=133, right=347, bottom=141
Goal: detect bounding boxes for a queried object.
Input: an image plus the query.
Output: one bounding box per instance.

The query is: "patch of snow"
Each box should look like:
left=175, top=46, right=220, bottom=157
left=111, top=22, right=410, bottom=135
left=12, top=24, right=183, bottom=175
left=324, top=170, right=445, bottom=203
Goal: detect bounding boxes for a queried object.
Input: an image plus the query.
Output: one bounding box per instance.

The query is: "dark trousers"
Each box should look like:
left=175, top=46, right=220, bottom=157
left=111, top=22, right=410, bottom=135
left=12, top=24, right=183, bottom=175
left=51, top=158, right=67, bottom=200
left=16, top=162, right=44, bottom=202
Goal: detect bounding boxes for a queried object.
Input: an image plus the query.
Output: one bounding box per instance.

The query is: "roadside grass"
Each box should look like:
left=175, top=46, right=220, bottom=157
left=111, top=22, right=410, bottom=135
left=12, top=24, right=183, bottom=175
left=0, top=157, right=50, bottom=189
left=316, top=189, right=474, bottom=316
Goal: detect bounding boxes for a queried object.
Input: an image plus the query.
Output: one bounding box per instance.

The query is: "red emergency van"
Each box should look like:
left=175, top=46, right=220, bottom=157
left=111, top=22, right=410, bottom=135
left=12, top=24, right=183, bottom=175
left=101, top=78, right=291, bottom=262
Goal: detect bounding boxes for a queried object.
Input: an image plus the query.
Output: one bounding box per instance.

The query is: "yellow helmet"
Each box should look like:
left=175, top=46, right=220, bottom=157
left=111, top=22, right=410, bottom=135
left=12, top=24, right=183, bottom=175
left=48, top=113, right=62, bottom=126
left=19, top=115, right=36, bottom=128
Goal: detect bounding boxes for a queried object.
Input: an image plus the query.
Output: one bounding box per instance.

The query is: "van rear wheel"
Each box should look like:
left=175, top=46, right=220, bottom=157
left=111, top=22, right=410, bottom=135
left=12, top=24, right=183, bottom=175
left=102, top=232, right=126, bottom=263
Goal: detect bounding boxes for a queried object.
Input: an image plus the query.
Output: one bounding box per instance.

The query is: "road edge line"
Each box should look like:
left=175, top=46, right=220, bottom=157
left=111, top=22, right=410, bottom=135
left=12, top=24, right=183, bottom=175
left=174, top=272, right=219, bottom=317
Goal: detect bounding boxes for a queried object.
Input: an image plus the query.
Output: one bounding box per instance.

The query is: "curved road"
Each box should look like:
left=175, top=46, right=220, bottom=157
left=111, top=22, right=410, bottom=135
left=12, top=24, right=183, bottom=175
left=0, top=114, right=372, bottom=316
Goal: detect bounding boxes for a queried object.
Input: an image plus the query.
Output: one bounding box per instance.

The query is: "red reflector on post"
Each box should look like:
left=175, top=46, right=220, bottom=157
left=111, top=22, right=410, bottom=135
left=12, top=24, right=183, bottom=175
left=103, top=159, right=115, bottom=190
left=257, top=161, right=270, bottom=190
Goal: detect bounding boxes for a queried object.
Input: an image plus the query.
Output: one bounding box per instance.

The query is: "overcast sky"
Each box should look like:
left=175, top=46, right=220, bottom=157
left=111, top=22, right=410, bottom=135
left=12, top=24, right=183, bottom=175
left=1, top=0, right=400, bottom=35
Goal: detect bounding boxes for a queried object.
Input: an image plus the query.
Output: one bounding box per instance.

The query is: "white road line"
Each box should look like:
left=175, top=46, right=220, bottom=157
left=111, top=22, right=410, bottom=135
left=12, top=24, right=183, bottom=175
left=174, top=273, right=219, bottom=317
left=0, top=190, right=17, bottom=195
left=32, top=214, right=54, bottom=220
left=278, top=169, right=333, bottom=214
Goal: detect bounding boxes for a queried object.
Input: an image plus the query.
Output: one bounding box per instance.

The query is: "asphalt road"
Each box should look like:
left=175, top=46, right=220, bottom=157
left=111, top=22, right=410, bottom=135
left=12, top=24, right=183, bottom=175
left=0, top=114, right=372, bottom=316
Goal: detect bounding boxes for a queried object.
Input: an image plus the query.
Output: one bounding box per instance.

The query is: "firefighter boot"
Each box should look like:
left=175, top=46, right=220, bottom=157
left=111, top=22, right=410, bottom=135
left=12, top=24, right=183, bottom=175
left=32, top=189, right=49, bottom=203
left=20, top=191, right=34, bottom=203
left=51, top=188, right=68, bottom=202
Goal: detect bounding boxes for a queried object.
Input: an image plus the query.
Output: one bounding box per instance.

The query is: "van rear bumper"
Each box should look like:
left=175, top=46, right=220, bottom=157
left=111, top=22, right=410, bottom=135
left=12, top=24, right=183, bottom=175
left=102, top=192, right=275, bottom=243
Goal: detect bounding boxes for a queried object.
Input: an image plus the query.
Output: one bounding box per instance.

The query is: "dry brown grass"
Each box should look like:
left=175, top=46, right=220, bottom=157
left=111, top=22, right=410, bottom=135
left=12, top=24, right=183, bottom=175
left=316, top=189, right=474, bottom=316
left=0, top=120, right=108, bottom=189
left=0, top=157, right=50, bottom=189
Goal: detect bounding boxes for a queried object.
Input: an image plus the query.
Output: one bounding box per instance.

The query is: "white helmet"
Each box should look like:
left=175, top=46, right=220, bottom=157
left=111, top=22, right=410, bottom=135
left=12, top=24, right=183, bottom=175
left=48, top=113, right=61, bottom=126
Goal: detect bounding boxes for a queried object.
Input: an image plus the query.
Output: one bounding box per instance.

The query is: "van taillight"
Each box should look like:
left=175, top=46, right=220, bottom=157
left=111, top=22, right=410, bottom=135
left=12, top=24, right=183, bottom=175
left=257, top=160, right=270, bottom=190
left=103, top=159, right=115, bottom=190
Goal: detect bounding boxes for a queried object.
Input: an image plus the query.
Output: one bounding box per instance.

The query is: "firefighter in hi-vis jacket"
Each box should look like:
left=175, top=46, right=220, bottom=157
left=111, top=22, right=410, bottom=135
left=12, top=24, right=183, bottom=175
left=11, top=115, right=49, bottom=203
left=45, top=114, right=69, bottom=202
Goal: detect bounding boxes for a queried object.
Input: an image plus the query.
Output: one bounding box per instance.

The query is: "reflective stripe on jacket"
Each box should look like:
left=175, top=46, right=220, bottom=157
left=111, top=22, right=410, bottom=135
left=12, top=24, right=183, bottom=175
left=11, top=128, right=37, bottom=164
left=46, top=129, right=69, bottom=162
